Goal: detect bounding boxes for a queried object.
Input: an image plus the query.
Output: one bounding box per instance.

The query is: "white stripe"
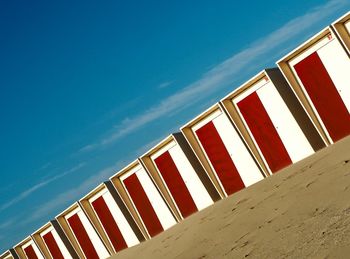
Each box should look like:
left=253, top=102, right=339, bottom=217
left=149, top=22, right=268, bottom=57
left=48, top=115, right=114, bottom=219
left=150, top=141, right=177, bottom=160
left=135, top=169, right=177, bottom=230
left=40, top=226, right=72, bottom=259
left=168, top=144, right=213, bottom=211
left=102, top=192, right=139, bottom=247
left=119, top=164, right=143, bottom=181
left=232, top=77, right=269, bottom=103
left=191, top=109, right=222, bottom=132
left=32, top=244, right=44, bottom=259
left=257, top=81, right=315, bottom=163
left=51, top=229, right=72, bottom=259
left=212, top=114, right=264, bottom=187
left=317, top=39, right=350, bottom=113
left=289, top=35, right=331, bottom=66
left=77, top=210, right=110, bottom=259
left=88, top=189, right=108, bottom=203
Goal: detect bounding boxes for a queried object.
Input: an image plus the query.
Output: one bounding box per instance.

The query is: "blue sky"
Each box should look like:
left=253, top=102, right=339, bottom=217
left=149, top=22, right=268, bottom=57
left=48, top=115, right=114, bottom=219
left=0, top=0, right=349, bottom=251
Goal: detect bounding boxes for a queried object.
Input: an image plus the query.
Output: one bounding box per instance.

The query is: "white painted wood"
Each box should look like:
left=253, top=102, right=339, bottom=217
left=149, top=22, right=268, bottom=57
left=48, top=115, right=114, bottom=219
left=317, top=39, right=350, bottom=113
left=88, top=189, right=108, bottom=203
left=51, top=229, right=72, bottom=259
left=65, top=207, right=81, bottom=219
left=40, top=226, right=72, bottom=259
left=289, top=35, right=332, bottom=66
left=212, top=114, right=264, bottom=188
left=102, top=191, right=139, bottom=247
left=232, top=78, right=269, bottom=103
left=345, top=19, right=350, bottom=33
left=191, top=109, right=222, bottom=132
left=135, top=168, right=177, bottom=230
left=168, top=144, right=213, bottom=210
left=149, top=141, right=177, bottom=160
left=119, top=165, right=143, bottom=181
left=257, top=81, right=315, bottom=163
left=22, top=241, right=44, bottom=259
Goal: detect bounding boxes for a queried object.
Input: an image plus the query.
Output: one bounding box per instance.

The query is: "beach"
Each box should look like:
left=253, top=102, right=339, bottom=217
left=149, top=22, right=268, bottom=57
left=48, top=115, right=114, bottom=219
left=111, top=135, right=350, bottom=259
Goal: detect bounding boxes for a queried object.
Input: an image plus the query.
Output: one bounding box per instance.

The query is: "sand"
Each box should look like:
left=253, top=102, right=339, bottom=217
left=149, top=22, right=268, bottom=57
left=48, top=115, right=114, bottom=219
left=111, top=136, right=350, bottom=259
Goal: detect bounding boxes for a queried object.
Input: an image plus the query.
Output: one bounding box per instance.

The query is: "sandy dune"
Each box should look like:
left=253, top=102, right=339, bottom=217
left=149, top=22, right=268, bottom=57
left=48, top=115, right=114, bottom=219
left=111, top=136, right=350, bottom=259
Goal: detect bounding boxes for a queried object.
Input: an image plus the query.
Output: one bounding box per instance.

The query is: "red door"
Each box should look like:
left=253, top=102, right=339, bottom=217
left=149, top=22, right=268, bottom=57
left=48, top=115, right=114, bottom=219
left=237, top=92, right=292, bottom=173
left=195, top=121, right=245, bottom=195
left=123, top=174, right=164, bottom=237
left=154, top=151, right=197, bottom=218
left=294, top=52, right=350, bottom=142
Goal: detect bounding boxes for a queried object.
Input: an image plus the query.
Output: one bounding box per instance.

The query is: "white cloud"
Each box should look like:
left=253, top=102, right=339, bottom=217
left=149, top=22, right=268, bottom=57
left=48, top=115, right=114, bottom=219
left=158, top=81, right=174, bottom=89
left=78, top=0, right=347, bottom=154
left=24, top=160, right=126, bottom=224
left=0, top=162, right=86, bottom=212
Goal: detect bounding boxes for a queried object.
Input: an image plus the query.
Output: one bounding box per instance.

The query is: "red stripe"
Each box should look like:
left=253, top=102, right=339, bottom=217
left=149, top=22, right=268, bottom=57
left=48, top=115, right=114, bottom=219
left=67, top=213, right=99, bottom=259
left=42, top=231, right=64, bottom=259
left=23, top=245, right=38, bottom=259
left=237, top=92, right=292, bottom=173
left=92, top=196, right=128, bottom=252
left=195, top=121, right=245, bottom=195
left=123, top=173, right=164, bottom=237
left=294, top=51, right=350, bottom=142
left=154, top=151, right=198, bottom=218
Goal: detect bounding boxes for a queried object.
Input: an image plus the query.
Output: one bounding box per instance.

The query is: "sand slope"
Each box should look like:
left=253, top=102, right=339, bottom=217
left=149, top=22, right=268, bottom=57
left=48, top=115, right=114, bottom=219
left=111, top=136, right=350, bottom=259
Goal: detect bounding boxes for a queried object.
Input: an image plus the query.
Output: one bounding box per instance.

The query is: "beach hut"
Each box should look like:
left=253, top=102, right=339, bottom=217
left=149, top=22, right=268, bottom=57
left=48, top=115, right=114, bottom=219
left=109, top=161, right=177, bottom=239
left=180, top=104, right=265, bottom=198
left=13, top=237, right=44, bottom=259
left=140, top=133, right=221, bottom=219
left=79, top=182, right=145, bottom=254
left=0, top=250, right=19, bottom=259
left=221, top=69, right=326, bottom=174
left=332, top=11, right=350, bottom=54
left=31, top=220, right=79, bottom=259
left=55, top=203, right=110, bottom=259
left=277, top=26, right=350, bottom=144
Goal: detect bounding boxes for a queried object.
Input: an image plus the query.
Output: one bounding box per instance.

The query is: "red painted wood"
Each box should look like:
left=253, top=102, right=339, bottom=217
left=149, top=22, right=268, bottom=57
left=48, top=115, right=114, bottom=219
left=67, top=213, right=99, bottom=259
left=237, top=92, right=293, bottom=173
left=195, top=121, right=245, bottom=195
left=154, top=151, right=198, bottom=218
left=92, top=196, right=128, bottom=252
left=42, top=231, right=64, bottom=259
left=123, top=173, right=164, bottom=237
left=294, top=52, right=350, bottom=142
left=23, top=245, right=38, bottom=259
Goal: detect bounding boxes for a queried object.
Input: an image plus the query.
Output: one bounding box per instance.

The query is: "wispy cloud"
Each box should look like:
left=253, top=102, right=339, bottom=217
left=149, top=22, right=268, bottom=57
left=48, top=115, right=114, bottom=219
left=158, top=81, right=174, bottom=89
left=39, top=162, right=52, bottom=171
left=78, top=0, right=347, bottom=153
left=24, top=160, right=125, bottom=224
left=0, top=218, right=16, bottom=230
left=0, top=162, right=86, bottom=212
